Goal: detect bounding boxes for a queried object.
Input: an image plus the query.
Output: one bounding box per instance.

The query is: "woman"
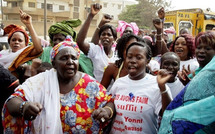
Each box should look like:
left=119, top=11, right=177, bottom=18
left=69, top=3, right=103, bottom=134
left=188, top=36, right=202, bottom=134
left=109, top=42, right=172, bottom=134
left=158, top=55, right=215, bottom=134
left=76, top=3, right=118, bottom=82
left=2, top=39, right=115, bottom=134
left=116, top=20, right=139, bottom=37
left=0, top=10, right=42, bottom=79
left=178, top=31, right=215, bottom=85
left=169, top=34, right=199, bottom=72
left=101, top=33, right=142, bottom=89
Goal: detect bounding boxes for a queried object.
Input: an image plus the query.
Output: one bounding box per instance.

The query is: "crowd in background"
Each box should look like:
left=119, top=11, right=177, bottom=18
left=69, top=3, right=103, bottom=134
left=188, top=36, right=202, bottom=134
left=0, top=3, right=215, bottom=134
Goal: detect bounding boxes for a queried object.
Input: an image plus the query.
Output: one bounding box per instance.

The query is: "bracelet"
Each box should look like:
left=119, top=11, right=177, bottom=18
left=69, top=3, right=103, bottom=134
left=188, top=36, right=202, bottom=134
left=19, top=101, right=28, bottom=116
left=104, top=106, right=113, bottom=118
left=161, top=89, right=168, bottom=94
left=156, top=34, right=162, bottom=37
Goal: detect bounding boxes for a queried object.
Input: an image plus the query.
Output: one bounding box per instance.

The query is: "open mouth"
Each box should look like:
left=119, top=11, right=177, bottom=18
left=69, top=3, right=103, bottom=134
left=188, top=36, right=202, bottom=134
left=197, top=55, right=206, bottom=62
left=175, top=48, right=183, bottom=53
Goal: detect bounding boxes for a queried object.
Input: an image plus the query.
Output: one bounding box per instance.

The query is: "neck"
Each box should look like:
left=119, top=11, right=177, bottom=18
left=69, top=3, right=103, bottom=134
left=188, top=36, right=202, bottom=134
left=104, top=45, right=112, bottom=56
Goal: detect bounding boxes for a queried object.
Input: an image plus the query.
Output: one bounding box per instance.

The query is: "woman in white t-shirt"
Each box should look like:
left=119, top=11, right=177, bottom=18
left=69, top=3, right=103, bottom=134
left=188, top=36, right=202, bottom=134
left=109, top=42, right=172, bottom=134
left=76, top=3, right=117, bottom=82
left=169, top=34, right=199, bottom=72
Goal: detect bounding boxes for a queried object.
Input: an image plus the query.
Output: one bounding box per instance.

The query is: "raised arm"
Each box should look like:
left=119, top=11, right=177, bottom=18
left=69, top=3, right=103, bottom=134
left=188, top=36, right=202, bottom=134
left=76, top=3, right=102, bottom=55
left=91, top=14, right=113, bottom=44
left=19, top=9, right=43, bottom=56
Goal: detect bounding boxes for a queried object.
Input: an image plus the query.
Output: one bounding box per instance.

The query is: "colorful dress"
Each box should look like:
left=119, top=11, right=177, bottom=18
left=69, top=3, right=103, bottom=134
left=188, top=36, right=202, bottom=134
left=159, top=56, right=215, bottom=134
left=2, top=69, right=112, bottom=134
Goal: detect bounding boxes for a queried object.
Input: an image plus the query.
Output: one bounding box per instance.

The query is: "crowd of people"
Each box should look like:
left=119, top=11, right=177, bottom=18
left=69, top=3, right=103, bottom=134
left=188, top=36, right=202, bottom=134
left=0, top=3, right=215, bottom=134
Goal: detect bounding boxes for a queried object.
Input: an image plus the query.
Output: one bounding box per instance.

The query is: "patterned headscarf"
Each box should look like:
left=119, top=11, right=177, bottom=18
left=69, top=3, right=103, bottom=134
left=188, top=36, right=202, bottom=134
left=48, top=19, right=81, bottom=46
left=4, top=24, right=29, bottom=46
left=50, top=36, right=80, bottom=62
left=116, top=20, right=139, bottom=37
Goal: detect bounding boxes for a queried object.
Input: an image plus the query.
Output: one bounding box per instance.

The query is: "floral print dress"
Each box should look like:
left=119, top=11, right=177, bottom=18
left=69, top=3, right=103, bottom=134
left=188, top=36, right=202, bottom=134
left=2, top=73, right=112, bottom=134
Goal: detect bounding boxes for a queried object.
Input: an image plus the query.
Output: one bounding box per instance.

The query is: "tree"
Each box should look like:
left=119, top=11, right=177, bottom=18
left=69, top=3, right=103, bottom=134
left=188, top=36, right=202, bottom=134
left=118, top=0, right=172, bottom=29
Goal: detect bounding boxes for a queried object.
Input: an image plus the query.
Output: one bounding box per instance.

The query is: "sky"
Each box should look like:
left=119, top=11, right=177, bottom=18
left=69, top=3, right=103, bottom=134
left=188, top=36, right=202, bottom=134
left=128, top=0, right=215, bottom=12
left=170, top=0, right=215, bottom=12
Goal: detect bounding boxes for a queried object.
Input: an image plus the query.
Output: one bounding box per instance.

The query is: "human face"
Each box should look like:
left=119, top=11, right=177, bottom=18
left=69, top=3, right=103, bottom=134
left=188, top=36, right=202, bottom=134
left=123, top=38, right=137, bottom=59
left=161, top=55, right=180, bottom=82
left=174, top=37, right=189, bottom=61
left=53, top=33, right=66, bottom=46
left=53, top=47, right=79, bottom=80
left=100, top=28, right=115, bottom=48
left=126, top=45, right=148, bottom=80
left=9, top=32, right=26, bottom=52
left=123, top=27, right=133, bottom=35
left=195, top=43, right=215, bottom=68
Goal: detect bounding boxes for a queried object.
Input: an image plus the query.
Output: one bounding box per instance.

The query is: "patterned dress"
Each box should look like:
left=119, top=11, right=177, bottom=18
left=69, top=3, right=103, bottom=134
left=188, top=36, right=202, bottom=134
left=2, top=72, right=112, bottom=134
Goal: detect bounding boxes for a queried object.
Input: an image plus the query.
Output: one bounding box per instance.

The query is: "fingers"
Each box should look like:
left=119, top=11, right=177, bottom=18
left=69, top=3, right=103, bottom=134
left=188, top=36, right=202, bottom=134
left=92, top=108, right=109, bottom=123
left=23, top=102, right=43, bottom=120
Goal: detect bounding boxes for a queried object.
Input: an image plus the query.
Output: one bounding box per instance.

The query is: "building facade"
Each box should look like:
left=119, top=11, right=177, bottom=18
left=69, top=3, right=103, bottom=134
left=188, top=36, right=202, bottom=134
left=1, top=0, right=137, bottom=38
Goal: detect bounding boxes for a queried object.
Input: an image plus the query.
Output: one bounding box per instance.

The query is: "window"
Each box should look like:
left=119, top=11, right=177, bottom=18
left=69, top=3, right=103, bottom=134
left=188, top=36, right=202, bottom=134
left=47, top=4, right=53, bottom=11
left=41, top=3, right=53, bottom=11
left=11, top=2, right=18, bottom=7
left=74, top=7, right=79, bottom=12
left=74, top=0, right=79, bottom=6
left=118, top=4, right=122, bottom=10
left=103, top=3, right=107, bottom=8
left=59, top=5, right=65, bottom=10
left=28, top=2, right=36, bottom=8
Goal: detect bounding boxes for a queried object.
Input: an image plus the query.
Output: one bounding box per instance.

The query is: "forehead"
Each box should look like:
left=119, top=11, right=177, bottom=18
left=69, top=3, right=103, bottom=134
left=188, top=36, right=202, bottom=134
left=56, top=47, right=78, bottom=57
left=128, top=45, right=146, bottom=54
left=163, top=54, right=180, bottom=62
left=176, top=37, right=186, bottom=42
left=125, top=26, right=133, bottom=31
left=53, top=33, right=66, bottom=39
left=11, top=32, right=25, bottom=38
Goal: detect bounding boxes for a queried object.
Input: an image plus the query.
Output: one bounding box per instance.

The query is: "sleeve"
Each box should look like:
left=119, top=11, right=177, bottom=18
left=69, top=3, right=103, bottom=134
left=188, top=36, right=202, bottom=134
left=87, top=43, right=100, bottom=59
left=154, top=85, right=172, bottom=115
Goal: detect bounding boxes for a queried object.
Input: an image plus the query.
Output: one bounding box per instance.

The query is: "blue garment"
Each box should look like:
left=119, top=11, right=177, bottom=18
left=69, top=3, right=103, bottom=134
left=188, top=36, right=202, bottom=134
left=159, top=56, right=215, bottom=134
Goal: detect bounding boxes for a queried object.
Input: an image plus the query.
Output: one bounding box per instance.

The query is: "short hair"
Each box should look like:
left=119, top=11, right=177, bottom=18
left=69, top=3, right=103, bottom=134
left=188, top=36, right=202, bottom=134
left=126, top=41, right=152, bottom=61
left=195, top=31, right=215, bottom=50
left=161, top=52, right=180, bottom=65
left=98, top=24, right=117, bottom=40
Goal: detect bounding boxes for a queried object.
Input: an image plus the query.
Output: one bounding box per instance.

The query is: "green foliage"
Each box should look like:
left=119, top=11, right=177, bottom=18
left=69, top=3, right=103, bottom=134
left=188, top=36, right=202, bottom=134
left=118, top=0, right=172, bottom=29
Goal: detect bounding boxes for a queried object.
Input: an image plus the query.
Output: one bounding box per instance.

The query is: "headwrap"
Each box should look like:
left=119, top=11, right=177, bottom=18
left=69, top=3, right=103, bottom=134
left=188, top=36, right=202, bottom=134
left=4, top=24, right=29, bottom=46
left=164, top=26, right=176, bottom=34
left=48, top=19, right=81, bottom=46
left=116, top=20, right=139, bottom=37
left=50, top=36, right=80, bottom=62
left=143, top=35, right=153, bottom=43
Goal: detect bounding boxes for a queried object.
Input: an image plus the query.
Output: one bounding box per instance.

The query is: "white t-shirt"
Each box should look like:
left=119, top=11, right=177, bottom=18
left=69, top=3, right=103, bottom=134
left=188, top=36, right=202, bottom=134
left=109, top=74, right=171, bottom=134
left=166, top=77, right=184, bottom=99
left=180, top=58, right=199, bottom=72
left=87, top=43, right=117, bottom=82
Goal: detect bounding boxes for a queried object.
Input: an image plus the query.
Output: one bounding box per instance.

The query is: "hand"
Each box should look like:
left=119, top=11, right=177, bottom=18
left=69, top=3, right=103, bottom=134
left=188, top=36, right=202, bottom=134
left=23, top=102, right=43, bottom=120
left=177, top=65, right=192, bottom=86
left=92, top=107, right=110, bottom=123
left=153, top=18, right=162, bottom=31
left=19, top=9, right=32, bottom=26
left=157, top=69, right=171, bottom=87
left=90, top=3, right=102, bottom=16
left=98, top=14, right=113, bottom=27
left=158, top=7, right=165, bottom=20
